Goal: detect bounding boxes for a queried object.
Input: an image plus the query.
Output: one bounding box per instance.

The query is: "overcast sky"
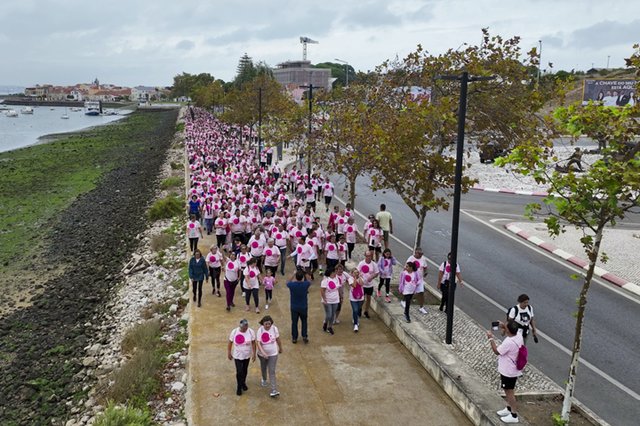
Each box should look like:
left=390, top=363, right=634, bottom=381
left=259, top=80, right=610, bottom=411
left=1, top=0, right=638, bottom=88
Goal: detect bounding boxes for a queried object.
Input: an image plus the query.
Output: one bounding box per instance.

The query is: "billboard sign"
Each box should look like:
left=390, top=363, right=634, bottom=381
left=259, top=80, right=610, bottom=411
left=582, top=79, right=636, bottom=106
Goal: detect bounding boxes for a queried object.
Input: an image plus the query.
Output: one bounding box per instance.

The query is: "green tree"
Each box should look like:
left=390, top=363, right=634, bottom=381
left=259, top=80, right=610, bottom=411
left=171, top=72, right=216, bottom=98
left=315, top=62, right=356, bottom=87
left=192, top=80, right=225, bottom=110
left=497, top=45, right=640, bottom=423
left=234, top=53, right=257, bottom=89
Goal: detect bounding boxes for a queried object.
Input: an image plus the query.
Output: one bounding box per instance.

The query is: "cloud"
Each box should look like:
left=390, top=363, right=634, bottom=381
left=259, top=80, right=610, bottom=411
left=568, top=19, right=640, bottom=49
left=176, top=40, right=195, bottom=50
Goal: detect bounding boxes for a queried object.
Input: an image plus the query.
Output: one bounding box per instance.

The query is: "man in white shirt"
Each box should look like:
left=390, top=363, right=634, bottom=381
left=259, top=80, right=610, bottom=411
left=375, top=203, right=393, bottom=250
left=357, top=251, right=380, bottom=319
left=506, top=294, right=538, bottom=345
left=405, top=247, right=429, bottom=314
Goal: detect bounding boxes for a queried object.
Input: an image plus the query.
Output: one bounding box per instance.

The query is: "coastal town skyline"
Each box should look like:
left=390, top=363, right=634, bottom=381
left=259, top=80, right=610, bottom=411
left=0, top=1, right=638, bottom=87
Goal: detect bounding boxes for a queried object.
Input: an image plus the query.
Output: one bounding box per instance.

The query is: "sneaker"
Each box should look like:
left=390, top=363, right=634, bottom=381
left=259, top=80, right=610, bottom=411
left=255, top=308, right=260, bottom=314
left=333, top=319, right=340, bottom=324
left=245, top=305, right=250, bottom=311
left=242, top=384, right=248, bottom=391
left=364, top=311, right=370, bottom=319
left=261, top=379, right=268, bottom=387
left=303, top=337, right=309, bottom=344
left=354, top=324, right=359, bottom=333
left=405, top=315, right=411, bottom=323
left=376, top=290, right=381, bottom=297
left=226, top=306, right=230, bottom=311
left=385, top=295, right=391, bottom=303
left=419, top=307, right=428, bottom=315
left=197, top=302, right=202, bottom=307
left=400, top=300, right=406, bottom=308
left=323, top=322, right=327, bottom=332
left=265, top=304, right=269, bottom=310
left=497, top=408, right=511, bottom=417
left=500, top=414, right=519, bottom=423
left=217, top=292, right=221, bottom=297
left=292, top=338, right=297, bottom=344
left=236, top=388, right=242, bottom=396
left=328, top=327, right=334, bottom=335
left=270, top=390, right=280, bottom=397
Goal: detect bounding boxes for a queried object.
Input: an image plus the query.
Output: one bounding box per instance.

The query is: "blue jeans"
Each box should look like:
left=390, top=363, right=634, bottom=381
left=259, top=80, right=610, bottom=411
left=290, top=308, right=308, bottom=340
left=278, top=246, right=287, bottom=275
left=350, top=300, right=363, bottom=325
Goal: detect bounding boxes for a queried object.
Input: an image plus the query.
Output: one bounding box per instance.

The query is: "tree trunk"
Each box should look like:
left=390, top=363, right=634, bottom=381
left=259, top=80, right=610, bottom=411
left=561, top=224, right=605, bottom=422
left=413, top=208, right=427, bottom=250
left=348, top=176, right=357, bottom=209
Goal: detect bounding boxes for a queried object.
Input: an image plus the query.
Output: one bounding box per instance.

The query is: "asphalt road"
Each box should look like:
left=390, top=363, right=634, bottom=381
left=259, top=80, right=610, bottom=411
left=330, top=176, right=640, bottom=425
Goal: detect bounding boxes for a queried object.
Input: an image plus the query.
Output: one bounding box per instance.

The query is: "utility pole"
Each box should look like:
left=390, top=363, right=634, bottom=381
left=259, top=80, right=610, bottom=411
left=299, top=82, right=314, bottom=183
left=436, top=71, right=495, bottom=344
left=607, top=55, right=611, bottom=69
left=257, top=87, right=263, bottom=165
left=537, top=40, right=542, bottom=85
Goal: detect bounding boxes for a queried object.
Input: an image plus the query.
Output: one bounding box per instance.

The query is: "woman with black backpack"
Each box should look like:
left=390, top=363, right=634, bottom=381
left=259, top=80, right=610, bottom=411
left=437, top=252, right=463, bottom=313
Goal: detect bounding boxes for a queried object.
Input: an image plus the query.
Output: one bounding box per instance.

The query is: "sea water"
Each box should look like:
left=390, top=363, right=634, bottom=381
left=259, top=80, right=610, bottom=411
left=0, top=105, right=131, bottom=153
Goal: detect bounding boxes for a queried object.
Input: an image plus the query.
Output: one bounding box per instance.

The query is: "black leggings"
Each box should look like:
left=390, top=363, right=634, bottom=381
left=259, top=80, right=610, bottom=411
left=378, top=277, right=390, bottom=293
left=265, top=289, right=273, bottom=302
left=404, top=294, right=413, bottom=318
left=347, top=242, right=355, bottom=259
left=209, top=267, right=221, bottom=291
left=192, top=280, right=203, bottom=303
left=189, top=237, right=199, bottom=253
left=216, top=234, right=226, bottom=248
left=245, top=288, right=259, bottom=307
left=234, top=358, right=250, bottom=390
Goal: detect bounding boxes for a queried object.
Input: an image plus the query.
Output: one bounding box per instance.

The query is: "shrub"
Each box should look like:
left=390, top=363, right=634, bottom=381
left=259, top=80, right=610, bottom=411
left=104, top=343, right=163, bottom=405
left=175, top=122, right=185, bottom=133
left=94, top=402, right=152, bottom=426
left=150, top=232, right=174, bottom=252
left=160, top=176, right=183, bottom=190
left=170, top=161, right=183, bottom=170
left=121, top=319, right=162, bottom=354
left=148, top=196, right=183, bottom=221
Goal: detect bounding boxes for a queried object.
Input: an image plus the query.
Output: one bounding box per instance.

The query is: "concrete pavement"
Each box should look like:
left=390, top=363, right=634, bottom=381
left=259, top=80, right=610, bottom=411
left=185, top=231, right=471, bottom=425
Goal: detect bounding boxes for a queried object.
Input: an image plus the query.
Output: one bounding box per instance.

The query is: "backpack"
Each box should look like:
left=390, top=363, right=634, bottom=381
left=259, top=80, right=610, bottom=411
left=515, top=343, right=528, bottom=370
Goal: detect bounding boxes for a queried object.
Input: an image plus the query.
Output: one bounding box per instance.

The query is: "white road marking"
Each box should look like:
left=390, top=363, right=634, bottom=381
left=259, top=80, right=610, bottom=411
left=333, top=194, right=640, bottom=399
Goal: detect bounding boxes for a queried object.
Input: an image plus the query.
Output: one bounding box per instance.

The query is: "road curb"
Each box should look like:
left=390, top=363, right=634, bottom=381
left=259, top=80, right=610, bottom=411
left=504, top=222, right=640, bottom=297
left=472, top=186, right=548, bottom=197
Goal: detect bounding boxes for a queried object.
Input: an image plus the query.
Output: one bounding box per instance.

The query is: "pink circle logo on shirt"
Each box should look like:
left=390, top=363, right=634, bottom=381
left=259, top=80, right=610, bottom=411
left=261, top=332, right=271, bottom=343
left=347, top=226, right=353, bottom=233
left=265, top=249, right=273, bottom=256
left=339, top=219, right=345, bottom=224
left=227, top=262, right=235, bottom=270
left=346, top=211, right=352, bottom=217
left=445, top=264, right=451, bottom=273
left=325, top=184, right=330, bottom=189
left=295, top=231, right=302, bottom=237
left=328, top=244, right=335, bottom=251
left=297, top=246, right=302, bottom=254
left=240, top=255, right=247, bottom=262
left=414, top=261, right=420, bottom=269
left=276, top=233, right=282, bottom=239
left=384, top=260, right=389, bottom=267
left=217, top=220, right=224, bottom=226
left=308, top=240, right=314, bottom=247
left=252, top=217, right=257, bottom=223
left=251, top=241, right=259, bottom=248
left=404, top=274, right=411, bottom=282
left=249, top=270, right=256, bottom=278
left=361, top=264, right=370, bottom=273
left=233, top=218, right=239, bottom=224
left=209, top=256, right=216, bottom=262
left=328, top=280, right=336, bottom=290
left=188, top=223, right=195, bottom=229
left=235, top=334, right=245, bottom=344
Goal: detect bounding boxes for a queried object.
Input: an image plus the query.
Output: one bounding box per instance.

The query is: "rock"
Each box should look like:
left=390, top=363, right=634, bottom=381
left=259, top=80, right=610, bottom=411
left=169, top=304, right=178, bottom=313
left=170, top=381, right=185, bottom=392
left=87, top=343, right=101, bottom=356
left=84, top=397, right=95, bottom=408
left=166, top=397, right=174, bottom=405
left=82, top=357, right=97, bottom=367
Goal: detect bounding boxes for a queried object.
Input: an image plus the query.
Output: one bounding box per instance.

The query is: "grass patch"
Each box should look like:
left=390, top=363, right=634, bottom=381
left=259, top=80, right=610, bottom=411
left=175, top=122, right=185, bottom=133
left=121, top=319, right=162, bottom=355
left=160, top=176, right=183, bottom=190
left=150, top=231, right=175, bottom=252
left=169, top=161, right=183, bottom=170
left=95, top=402, right=153, bottom=426
left=148, top=195, right=184, bottom=221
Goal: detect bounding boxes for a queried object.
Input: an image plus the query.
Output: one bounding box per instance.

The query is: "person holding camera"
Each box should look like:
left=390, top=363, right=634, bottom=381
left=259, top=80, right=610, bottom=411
left=487, top=320, right=523, bottom=423
left=506, top=294, right=538, bottom=345
left=437, top=252, right=462, bottom=313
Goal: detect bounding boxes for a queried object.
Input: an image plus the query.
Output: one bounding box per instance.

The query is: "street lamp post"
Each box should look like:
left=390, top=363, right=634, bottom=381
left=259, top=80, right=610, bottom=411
left=436, top=71, right=495, bottom=344
left=335, top=58, right=349, bottom=87
left=258, top=87, right=263, bottom=165
left=299, top=82, right=314, bottom=183
left=537, top=40, right=543, bottom=85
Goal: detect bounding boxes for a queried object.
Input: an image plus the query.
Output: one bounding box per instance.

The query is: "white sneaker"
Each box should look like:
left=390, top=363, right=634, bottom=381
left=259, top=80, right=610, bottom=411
left=261, top=379, right=268, bottom=387
left=496, top=407, right=511, bottom=417
left=354, top=324, right=359, bottom=332
left=265, top=304, right=269, bottom=310
left=500, top=414, right=519, bottom=423
left=496, top=408, right=511, bottom=417
left=270, top=390, right=280, bottom=397
left=419, top=307, right=428, bottom=314
left=400, top=300, right=406, bottom=308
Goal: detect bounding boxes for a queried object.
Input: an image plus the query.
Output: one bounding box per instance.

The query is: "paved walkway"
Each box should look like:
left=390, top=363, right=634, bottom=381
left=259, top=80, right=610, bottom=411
left=186, top=234, right=470, bottom=425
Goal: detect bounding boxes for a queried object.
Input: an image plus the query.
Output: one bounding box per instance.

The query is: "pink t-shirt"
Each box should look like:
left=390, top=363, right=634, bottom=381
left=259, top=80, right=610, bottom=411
left=263, top=276, right=275, bottom=290
left=497, top=334, right=524, bottom=377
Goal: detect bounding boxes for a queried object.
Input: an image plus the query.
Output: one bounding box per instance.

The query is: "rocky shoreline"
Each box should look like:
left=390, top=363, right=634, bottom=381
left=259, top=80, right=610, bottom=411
left=0, top=108, right=182, bottom=425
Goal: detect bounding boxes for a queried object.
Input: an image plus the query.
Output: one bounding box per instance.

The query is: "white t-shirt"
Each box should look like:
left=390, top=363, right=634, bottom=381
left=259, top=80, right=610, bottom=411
left=224, top=259, right=241, bottom=281
left=345, top=223, right=358, bottom=244
left=273, top=229, right=289, bottom=248
left=323, top=182, right=334, bottom=197
left=438, top=261, right=461, bottom=283
left=321, top=277, right=341, bottom=304
left=263, top=246, right=281, bottom=267
left=243, top=266, right=261, bottom=289
left=357, top=260, right=379, bottom=288
left=257, top=325, right=280, bottom=357
left=406, top=255, right=428, bottom=293
left=206, top=252, right=222, bottom=268
left=214, top=217, right=227, bottom=235
left=325, top=241, right=339, bottom=260
left=508, top=304, right=534, bottom=330
left=248, top=234, right=266, bottom=257
left=186, top=220, right=201, bottom=238
left=229, top=327, right=255, bottom=360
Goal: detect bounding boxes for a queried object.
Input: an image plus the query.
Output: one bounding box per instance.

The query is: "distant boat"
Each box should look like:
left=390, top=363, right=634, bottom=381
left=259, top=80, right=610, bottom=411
left=61, top=108, right=70, bottom=119
left=5, top=109, right=19, bottom=117
left=20, top=106, right=34, bottom=114
left=84, top=101, right=101, bottom=116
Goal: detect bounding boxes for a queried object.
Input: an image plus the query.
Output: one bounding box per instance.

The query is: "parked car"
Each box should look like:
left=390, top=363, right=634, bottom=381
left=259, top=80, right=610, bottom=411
left=479, top=141, right=509, bottom=163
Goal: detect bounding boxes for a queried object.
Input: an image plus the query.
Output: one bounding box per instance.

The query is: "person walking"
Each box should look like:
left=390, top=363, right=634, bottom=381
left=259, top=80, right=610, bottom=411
left=349, top=269, right=365, bottom=332
left=256, top=315, right=282, bottom=397
left=375, top=203, right=393, bottom=250
left=263, top=269, right=276, bottom=310
left=506, top=294, right=539, bottom=345
left=223, top=252, right=240, bottom=311
left=206, top=245, right=222, bottom=297
left=286, top=269, right=311, bottom=344
left=228, top=319, right=256, bottom=396
left=377, top=248, right=397, bottom=302
left=487, top=320, right=524, bottom=423
left=357, top=252, right=379, bottom=319
left=243, top=257, right=261, bottom=313
left=186, top=214, right=204, bottom=254
left=406, top=247, right=429, bottom=315
left=437, top=252, right=463, bottom=313
left=189, top=249, right=208, bottom=307
left=320, top=268, right=341, bottom=335
left=398, top=262, right=420, bottom=323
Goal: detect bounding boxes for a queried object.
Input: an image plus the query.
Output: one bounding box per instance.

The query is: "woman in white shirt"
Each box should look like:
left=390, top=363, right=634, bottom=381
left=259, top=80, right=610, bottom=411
left=243, top=257, right=262, bottom=313
left=320, top=268, right=341, bottom=335
left=224, top=252, right=241, bottom=311
left=227, top=319, right=256, bottom=396
left=206, top=245, right=223, bottom=297
left=256, top=315, right=282, bottom=397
